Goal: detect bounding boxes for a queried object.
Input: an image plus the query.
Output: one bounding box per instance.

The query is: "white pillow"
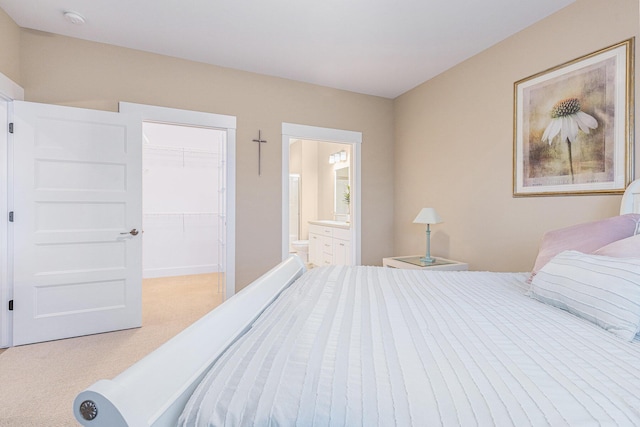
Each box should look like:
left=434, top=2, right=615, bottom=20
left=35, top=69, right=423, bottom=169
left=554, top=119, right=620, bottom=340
left=529, top=250, right=640, bottom=341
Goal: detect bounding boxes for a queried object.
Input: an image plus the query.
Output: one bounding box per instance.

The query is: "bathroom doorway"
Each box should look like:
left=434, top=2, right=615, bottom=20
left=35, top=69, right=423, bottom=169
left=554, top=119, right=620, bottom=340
left=288, top=140, right=352, bottom=258
left=281, top=123, right=361, bottom=266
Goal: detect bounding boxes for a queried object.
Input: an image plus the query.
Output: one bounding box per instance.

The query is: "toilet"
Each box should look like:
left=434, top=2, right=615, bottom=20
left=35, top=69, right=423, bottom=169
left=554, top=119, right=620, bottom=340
left=291, top=240, right=309, bottom=263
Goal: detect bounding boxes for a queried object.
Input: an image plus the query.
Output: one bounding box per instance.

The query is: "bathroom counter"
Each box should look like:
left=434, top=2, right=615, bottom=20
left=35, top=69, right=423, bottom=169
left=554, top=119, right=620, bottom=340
left=308, top=220, right=350, bottom=230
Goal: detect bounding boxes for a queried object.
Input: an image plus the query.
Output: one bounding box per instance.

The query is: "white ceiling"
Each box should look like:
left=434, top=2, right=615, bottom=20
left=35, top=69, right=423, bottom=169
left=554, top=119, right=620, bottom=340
left=0, top=0, right=575, bottom=99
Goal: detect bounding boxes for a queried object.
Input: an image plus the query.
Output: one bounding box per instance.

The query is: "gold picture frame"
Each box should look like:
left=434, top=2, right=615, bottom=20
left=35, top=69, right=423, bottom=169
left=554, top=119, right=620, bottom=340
left=513, top=38, right=634, bottom=196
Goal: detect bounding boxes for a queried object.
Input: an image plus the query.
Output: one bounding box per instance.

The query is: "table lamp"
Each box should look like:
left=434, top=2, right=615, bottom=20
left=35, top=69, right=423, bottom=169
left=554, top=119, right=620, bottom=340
left=413, top=208, right=443, bottom=263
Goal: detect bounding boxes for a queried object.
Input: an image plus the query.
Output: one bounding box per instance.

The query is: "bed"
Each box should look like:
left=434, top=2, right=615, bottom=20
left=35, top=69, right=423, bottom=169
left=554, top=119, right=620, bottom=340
left=74, top=185, right=640, bottom=426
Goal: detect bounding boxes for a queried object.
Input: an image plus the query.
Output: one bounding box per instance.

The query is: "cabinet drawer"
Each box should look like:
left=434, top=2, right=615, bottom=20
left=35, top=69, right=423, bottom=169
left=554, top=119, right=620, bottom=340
left=333, top=228, right=351, bottom=241
left=322, top=236, right=333, bottom=254
left=322, top=252, right=333, bottom=265
left=334, top=239, right=349, bottom=250
left=308, top=224, right=324, bottom=236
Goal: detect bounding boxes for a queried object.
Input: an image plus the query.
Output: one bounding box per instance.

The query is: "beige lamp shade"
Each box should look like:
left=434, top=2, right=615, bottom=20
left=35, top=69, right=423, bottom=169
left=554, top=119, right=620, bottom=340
left=413, top=208, right=443, bottom=225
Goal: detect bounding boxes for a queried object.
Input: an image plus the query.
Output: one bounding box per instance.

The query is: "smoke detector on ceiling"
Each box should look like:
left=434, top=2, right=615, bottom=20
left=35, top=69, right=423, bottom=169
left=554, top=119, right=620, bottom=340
left=63, top=11, right=86, bottom=25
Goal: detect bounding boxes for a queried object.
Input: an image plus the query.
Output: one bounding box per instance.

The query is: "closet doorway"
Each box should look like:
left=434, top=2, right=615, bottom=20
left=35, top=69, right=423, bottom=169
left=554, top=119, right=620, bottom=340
left=142, top=122, right=226, bottom=293
left=121, top=102, right=236, bottom=300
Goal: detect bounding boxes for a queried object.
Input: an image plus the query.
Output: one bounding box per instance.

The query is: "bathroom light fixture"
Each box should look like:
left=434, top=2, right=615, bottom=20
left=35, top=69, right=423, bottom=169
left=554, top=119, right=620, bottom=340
left=63, top=11, right=86, bottom=25
left=413, top=208, right=443, bottom=263
left=329, top=150, right=347, bottom=164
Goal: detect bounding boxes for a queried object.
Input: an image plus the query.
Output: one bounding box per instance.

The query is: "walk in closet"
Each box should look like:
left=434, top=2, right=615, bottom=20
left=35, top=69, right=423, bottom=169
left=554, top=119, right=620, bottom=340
left=142, top=122, right=226, bottom=287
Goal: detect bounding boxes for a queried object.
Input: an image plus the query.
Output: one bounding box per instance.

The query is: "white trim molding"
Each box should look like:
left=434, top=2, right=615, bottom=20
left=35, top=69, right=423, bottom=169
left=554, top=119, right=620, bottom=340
left=0, top=71, right=23, bottom=348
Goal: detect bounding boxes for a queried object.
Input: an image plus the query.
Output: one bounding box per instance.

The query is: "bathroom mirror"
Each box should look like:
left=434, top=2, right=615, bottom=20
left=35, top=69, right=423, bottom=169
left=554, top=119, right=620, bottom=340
left=334, top=166, right=350, bottom=220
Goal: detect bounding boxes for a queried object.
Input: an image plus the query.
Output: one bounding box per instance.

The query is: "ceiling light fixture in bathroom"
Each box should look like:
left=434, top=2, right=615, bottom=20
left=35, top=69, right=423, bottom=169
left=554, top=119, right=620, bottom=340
left=63, top=11, right=86, bottom=25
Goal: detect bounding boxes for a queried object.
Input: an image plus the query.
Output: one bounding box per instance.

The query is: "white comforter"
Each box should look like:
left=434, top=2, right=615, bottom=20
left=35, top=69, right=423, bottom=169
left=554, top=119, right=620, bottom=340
left=179, top=266, right=640, bottom=426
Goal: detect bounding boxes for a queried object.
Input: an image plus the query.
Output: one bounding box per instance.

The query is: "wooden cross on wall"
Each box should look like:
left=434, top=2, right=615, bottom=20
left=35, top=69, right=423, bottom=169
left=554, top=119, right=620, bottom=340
left=252, top=130, right=267, bottom=176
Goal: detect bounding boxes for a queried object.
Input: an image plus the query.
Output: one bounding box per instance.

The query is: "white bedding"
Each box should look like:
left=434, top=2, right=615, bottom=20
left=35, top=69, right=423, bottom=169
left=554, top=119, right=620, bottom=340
left=179, top=266, right=640, bottom=426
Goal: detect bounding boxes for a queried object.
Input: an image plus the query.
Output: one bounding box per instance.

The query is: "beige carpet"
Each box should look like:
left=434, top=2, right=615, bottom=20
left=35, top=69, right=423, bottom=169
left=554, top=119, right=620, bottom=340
left=0, top=274, right=224, bottom=427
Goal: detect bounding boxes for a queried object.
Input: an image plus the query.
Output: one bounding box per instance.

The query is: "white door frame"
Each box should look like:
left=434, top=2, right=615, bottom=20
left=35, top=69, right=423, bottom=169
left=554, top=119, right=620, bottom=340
left=281, top=123, right=362, bottom=264
left=0, top=72, right=24, bottom=348
left=120, top=102, right=236, bottom=299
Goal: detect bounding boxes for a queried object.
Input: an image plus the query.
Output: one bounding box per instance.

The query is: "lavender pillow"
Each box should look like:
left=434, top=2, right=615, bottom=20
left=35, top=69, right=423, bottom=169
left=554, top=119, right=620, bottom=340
left=529, top=214, right=640, bottom=282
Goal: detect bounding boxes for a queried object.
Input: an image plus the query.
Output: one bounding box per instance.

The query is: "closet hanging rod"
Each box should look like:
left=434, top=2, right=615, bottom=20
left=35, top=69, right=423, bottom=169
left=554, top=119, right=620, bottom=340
left=143, top=211, right=219, bottom=216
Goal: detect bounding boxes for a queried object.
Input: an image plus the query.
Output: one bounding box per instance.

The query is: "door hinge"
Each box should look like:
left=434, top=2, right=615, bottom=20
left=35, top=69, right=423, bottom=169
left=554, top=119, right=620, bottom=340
left=8, top=211, right=13, bottom=222
left=8, top=123, right=13, bottom=133
left=8, top=300, right=13, bottom=311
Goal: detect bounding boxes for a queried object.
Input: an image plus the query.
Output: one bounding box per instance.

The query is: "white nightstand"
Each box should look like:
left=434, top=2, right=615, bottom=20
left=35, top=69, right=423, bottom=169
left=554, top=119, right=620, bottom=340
left=382, top=255, right=468, bottom=271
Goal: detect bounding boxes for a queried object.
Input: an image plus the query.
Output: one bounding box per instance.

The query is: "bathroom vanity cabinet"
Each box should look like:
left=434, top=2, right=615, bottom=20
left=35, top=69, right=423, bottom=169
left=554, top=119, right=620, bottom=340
left=308, top=222, right=352, bottom=267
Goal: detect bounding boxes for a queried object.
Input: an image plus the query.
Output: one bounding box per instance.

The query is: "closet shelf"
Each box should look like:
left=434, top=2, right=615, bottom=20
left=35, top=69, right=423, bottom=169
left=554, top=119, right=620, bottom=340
left=143, top=212, right=220, bottom=232
left=144, top=144, right=219, bottom=156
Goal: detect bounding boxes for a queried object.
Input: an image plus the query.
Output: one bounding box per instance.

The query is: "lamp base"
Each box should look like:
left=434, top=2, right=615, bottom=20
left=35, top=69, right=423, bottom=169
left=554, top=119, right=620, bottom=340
left=420, top=256, right=436, bottom=263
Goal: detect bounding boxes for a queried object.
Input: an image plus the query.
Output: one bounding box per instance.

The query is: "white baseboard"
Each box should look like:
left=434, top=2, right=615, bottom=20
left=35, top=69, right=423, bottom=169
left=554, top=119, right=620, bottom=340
left=143, top=264, right=222, bottom=279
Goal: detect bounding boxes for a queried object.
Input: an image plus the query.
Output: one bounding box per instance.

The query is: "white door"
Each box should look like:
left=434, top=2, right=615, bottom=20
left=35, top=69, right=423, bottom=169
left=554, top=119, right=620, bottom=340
left=11, top=101, right=142, bottom=346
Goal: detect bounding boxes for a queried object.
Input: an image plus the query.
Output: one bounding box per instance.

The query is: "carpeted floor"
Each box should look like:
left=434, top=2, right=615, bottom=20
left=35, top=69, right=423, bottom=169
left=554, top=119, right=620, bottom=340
left=0, top=274, right=224, bottom=427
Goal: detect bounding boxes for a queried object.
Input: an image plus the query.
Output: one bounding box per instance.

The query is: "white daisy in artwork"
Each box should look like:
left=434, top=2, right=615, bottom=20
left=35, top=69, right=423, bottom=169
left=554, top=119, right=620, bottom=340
left=541, top=98, right=598, bottom=182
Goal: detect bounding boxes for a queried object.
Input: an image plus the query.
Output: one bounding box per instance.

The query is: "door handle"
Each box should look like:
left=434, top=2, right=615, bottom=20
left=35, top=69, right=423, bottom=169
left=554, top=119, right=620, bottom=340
left=120, top=229, right=139, bottom=236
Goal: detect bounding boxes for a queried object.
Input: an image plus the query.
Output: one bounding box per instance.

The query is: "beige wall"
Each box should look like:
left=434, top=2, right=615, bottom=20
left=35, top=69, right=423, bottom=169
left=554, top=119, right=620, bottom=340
left=394, top=0, right=639, bottom=272
left=4, top=28, right=395, bottom=290
left=2, top=0, right=636, bottom=286
left=0, top=8, right=20, bottom=85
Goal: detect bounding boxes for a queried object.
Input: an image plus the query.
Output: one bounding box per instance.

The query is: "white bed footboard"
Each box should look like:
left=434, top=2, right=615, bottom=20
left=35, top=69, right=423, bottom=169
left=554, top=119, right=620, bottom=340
left=73, top=255, right=306, bottom=427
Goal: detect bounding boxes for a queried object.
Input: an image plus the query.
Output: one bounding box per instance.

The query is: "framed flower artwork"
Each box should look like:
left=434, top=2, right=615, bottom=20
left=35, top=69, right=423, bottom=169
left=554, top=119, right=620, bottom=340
left=513, top=38, right=634, bottom=196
